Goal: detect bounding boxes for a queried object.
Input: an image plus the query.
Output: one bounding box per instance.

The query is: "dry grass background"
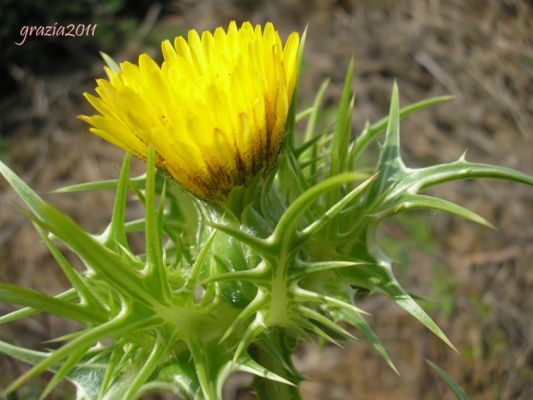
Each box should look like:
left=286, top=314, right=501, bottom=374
left=1, top=0, right=532, bottom=399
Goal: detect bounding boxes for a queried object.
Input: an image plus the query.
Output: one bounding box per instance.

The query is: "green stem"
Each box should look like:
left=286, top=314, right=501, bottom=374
left=252, top=330, right=302, bottom=400
left=269, top=269, right=289, bottom=326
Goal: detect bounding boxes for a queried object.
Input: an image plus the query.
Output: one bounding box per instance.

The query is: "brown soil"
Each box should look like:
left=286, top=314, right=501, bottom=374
left=1, top=1, right=532, bottom=399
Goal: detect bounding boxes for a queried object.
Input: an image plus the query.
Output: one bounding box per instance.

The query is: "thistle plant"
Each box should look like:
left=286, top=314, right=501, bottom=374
left=0, top=21, right=532, bottom=400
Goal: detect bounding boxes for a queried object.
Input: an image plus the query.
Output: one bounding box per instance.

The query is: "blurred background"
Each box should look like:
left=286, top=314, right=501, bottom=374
left=0, top=0, right=532, bottom=399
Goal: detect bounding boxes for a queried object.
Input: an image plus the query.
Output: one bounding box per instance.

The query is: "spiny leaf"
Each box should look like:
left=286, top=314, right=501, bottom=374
left=293, top=286, right=369, bottom=316
left=98, top=346, right=124, bottom=399
left=189, top=229, right=217, bottom=285
left=293, top=259, right=367, bottom=277
left=298, top=77, right=330, bottom=185
left=233, top=311, right=267, bottom=363
left=279, top=144, right=310, bottom=200
left=298, top=305, right=356, bottom=341
left=0, top=340, right=106, bottom=400
left=29, top=213, right=153, bottom=307
left=410, top=158, right=533, bottom=190
left=383, top=283, right=456, bottom=351
left=40, top=344, right=91, bottom=399
left=365, top=220, right=456, bottom=351
left=350, top=95, right=453, bottom=165
left=0, top=283, right=103, bottom=323
left=147, top=355, right=200, bottom=400
left=334, top=307, right=398, bottom=374
left=303, top=79, right=330, bottom=143
left=123, top=333, right=173, bottom=400
left=298, top=175, right=375, bottom=243
left=54, top=175, right=145, bottom=193
left=368, top=82, right=405, bottom=199
left=0, top=160, right=153, bottom=306
left=0, top=288, right=77, bottom=325
left=376, top=194, right=493, bottom=228
left=5, top=310, right=153, bottom=395
left=188, top=339, right=217, bottom=400
left=234, top=354, right=296, bottom=386
left=329, top=58, right=354, bottom=178
left=272, top=172, right=366, bottom=247
left=205, top=220, right=271, bottom=255
left=219, top=289, right=268, bottom=343
left=202, top=265, right=269, bottom=285
left=35, top=224, right=105, bottom=313
left=103, top=153, right=131, bottom=249
left=297, top=317, right=340, bottom=346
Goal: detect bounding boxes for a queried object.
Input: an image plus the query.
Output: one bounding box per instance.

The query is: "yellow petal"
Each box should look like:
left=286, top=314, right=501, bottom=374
left=81, top=22, right=300, bottom=201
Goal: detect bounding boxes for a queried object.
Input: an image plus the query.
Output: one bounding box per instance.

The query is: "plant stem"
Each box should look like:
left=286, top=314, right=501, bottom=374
left=252, top=329, right=302, bottom=400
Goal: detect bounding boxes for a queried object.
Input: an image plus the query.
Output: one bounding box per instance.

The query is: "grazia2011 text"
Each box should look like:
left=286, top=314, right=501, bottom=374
left=15, top=23, right=97, bottom=46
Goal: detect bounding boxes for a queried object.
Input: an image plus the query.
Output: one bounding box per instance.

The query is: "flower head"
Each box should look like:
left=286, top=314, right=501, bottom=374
left=80, top=21, right=299, bottom=201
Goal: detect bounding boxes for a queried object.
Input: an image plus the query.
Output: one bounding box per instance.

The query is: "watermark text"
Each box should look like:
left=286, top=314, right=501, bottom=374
left=15, top=23, right=97, bottom=46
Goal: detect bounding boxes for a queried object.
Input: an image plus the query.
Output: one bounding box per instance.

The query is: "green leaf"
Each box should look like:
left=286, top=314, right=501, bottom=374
left=384, top=282, right=456, bottom=351
left=409, top=157, right=533, bottom=190
left=293, top=286, right=369, bottom=317
left=272, top=172, right=366, bottom=248
left=103, top=153, right=131, bottom=250
left=219, top=289, right=267, bottom=343
left=0, top=340, right=106, bottom=399
left=235, top=353, right=296, bottom=387
left=298, top=175, right=375, bottom=243
left=0, top=288, right=77, bottom=324
left=365, top=220, right=456, bottom=351
left=123, top=333, right=173, bottom=400
left=5, top=310, right=151, bottom=394
left=295, top=129, right=327, bottom=158
left=188, top=229, right=217, bottom=285
left=233, top=311, right=267, bottom=363
left=295, top=106, right=313, bottom=122
left=277, top=144, right=309, bottom=205
left=298, top=78, right=330, bottom=183
left=296, top=316, right=340, bottom=345
left=298, top=305, right=355, bottom=341
left=334, top=307, right=398, bottom=374
left=376, top=194, right=493, bottom=228
left=31, top=213, right=151, bottom=307
left=426, top=359, right=469, bottom=400
left=54, top=175, right=145, bottom=193
left=97, top=346, right=123, bottom=399
left=188, top=339, right=217, bottom=400
left=206, top=220, right=271, bottom=255
left=368, top=82, right=405, bottom=200
left=40, top=344, right=92, bottom=399
left=0, top=160, right=159, bottom=306
left=329, top=58, right=354, bottom=178
left=35, top=224, right=106, bottom=313
left=293, top=259, right=367, bottom=277
left=0, top=283, right=102, bottom=323
left=304, top=79, right=330, bottom=143
left=350, top=95, right=453, bottom=165
left=145, top=355, right=199, bottom=400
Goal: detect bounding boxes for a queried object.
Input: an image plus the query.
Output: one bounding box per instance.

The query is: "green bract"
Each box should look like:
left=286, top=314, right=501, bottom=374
left=1, top=50, right=532, bottom=399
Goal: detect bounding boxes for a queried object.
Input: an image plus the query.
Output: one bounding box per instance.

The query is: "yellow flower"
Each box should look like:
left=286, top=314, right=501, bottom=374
left=80, top=21, right=299, bottom=201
